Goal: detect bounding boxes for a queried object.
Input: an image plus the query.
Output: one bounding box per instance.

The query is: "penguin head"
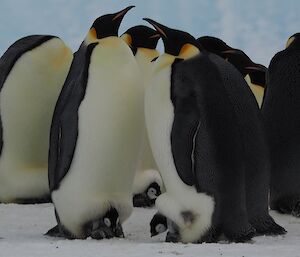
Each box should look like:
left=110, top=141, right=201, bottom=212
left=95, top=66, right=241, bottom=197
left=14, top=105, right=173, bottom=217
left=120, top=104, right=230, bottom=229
left=222, top=49, right=267, bottom=87
left=150, top=212, right=168, bottom=237
left=85, top=6, right=134, bottom=44
left=285, top=33, right=300, bottom=50
left=143, top=18, right=200, bottom=59
left=121, top=25, right=161, bottom=55
left=86, top=207, right=124, bottom=239
left=197, top=36, right=232, bottom=56
left=146, top=182, right=161, bottom=202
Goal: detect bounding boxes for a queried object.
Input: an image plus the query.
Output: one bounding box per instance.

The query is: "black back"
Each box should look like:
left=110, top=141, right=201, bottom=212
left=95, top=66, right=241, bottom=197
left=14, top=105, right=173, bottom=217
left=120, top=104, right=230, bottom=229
left=48, top=42, right=98, bottom=191
left=262, top=42, right=300, bottom=211
left=0, top=35, right=56, bottom=156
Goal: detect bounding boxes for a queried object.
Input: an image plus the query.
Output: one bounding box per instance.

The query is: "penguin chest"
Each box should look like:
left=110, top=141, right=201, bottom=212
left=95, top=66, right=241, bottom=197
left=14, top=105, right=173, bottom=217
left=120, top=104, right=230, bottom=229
left=61, top=44, right=144, bottom=197
left=145, top=67, right=182, bottom=192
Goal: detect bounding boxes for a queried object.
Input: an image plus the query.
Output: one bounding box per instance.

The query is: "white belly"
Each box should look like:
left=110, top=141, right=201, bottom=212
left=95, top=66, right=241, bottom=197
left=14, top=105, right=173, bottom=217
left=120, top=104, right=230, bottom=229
left=0, top=38, right=72, bottom=202
left=52, top=39, right=144, bottom=234
left=145, top=56, right=214, bottom=242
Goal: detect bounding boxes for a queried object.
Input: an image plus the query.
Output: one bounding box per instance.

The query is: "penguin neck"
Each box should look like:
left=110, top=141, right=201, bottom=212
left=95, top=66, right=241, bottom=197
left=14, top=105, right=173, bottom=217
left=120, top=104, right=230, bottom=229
left=136, top=48, right=159, bottom=60
left=153, top=45, right=199, bottom=74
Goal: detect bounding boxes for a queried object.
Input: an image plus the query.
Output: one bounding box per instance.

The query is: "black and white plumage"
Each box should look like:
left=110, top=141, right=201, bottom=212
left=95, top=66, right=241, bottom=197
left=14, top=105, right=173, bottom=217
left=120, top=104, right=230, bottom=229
left=0, top=35, right=72, bottom=203
left=47, top=6, right=144, bottom=239
left=262, top=33, right=300, bottom=217
left=121, top=26, right=163, bottom=207
left=143, top=19, right=263, bottom=243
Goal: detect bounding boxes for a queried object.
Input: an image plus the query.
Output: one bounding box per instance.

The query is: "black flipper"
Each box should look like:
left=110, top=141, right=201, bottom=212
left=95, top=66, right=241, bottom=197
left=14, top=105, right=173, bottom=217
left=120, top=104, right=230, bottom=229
left=48, top=42, right=98, bottom=192
left=0, top=35, right=57, bottom=156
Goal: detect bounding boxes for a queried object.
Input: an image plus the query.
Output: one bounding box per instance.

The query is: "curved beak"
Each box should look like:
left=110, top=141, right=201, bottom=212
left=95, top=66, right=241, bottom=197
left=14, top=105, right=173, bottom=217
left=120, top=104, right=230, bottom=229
left=222, top=49, right=238, bottom=54
left=143, top=18, right=168, bottom=38
left=112, top=6, right=135, bottom=21
left=244, top=66, right=267, bottom=73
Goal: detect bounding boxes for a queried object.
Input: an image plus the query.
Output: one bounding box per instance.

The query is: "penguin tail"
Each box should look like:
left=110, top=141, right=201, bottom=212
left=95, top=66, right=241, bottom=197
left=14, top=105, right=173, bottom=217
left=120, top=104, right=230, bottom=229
left=250, top=215, right=286, bottom=236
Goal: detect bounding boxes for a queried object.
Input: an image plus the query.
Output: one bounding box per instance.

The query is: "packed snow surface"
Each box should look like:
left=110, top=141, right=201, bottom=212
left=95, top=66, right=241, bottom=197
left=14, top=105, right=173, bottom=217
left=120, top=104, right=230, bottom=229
left=0, top=204, right=299, bottom=257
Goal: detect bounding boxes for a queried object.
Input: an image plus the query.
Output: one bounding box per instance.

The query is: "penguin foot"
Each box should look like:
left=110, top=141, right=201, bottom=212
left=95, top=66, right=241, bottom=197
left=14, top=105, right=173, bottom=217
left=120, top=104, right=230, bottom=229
left=250, top=215, right=286, bottom=236
left=198, top=227, right=220, bottom=243
left=133, top=193, right=154, bottom=207
left=271, top=196, right=300, bottom=217
left=45, top=225, right=66, bottom=238
left=15, top=195, right=52, bottom=204
left=225, top=225, right=256, bottom=243
left=291, top=201, right=300, bottom=217
left=165, top=231, right=180, bottom=243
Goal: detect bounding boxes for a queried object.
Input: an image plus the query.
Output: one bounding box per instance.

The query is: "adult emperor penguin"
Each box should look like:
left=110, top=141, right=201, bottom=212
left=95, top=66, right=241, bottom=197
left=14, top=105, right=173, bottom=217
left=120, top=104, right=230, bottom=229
left=144, top=19, right=285, bottom=243
left=47, top=6, right=144, bottom=239
left=143, top=19, right=255, bottom=243
left=197, top=36, right=266, bottom=108
left=121, top=25, right=163, bottom=207
left=262, top=33, right=300, bottom=217
left=0, top=35, right=72, bottom=203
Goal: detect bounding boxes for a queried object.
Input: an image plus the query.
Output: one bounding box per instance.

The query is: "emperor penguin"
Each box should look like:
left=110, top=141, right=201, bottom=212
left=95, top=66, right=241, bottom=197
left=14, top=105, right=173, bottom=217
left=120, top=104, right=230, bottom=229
left=143, top=18, right=258, bottom=243
left=47, top=6, right=144, bottom=239
left=121, top=25, right=163, bottom=207
left=262, top=33, right=300, bottom=217
left=197, top=36, right=266, bottom=108
left=0, top=35, right=72, bottom=203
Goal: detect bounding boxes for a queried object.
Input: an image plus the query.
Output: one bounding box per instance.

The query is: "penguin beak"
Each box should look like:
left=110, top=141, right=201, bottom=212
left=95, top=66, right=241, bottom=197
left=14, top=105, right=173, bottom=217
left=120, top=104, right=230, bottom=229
left=222, top=49, right=238, bottom=55
left=112, top=6, right=135, bottom=21
left=244, top=66, right=266, bottom=73
left=143, top=18, right=168, bottom=38
left=149, top=33, right=161, bottom=39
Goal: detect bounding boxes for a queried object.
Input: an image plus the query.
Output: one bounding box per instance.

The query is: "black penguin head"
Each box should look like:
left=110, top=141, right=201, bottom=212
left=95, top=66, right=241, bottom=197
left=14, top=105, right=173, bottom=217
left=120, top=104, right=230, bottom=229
left=285, top=33, right=300, bottom=50
left=222, top=49, right=267, bottom=87
left=121, top=25, right=161, bottom=55
left=87, top=6, right=134, bottom=41
left=85, top=207, right=124, bottom=239
left=143, top=18, right=200, bottom=57
left=146, top=182, right=161, bottom=201
left=197, top=36, right=232, bottom=56
left=150, top=212, right=168, bottom=237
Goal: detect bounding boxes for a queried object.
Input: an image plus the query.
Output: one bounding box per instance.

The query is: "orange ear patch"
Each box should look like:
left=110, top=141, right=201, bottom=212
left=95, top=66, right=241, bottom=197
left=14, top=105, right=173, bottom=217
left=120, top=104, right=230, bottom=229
left=179, top=43, right=200, bottom=59
left=90, top=28, right=97, bottom=39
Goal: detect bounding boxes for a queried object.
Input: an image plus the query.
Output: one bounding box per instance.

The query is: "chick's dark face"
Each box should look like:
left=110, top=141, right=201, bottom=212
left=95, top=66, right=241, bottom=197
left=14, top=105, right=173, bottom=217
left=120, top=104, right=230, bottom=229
left=150, top=213, right=168, bottom=237
left=84, top=208, right=124, bottom=239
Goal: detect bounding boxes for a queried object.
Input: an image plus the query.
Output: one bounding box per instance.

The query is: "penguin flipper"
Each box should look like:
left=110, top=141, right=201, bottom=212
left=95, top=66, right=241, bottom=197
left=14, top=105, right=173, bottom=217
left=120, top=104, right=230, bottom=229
left=48, top=43, right=98, bottom=191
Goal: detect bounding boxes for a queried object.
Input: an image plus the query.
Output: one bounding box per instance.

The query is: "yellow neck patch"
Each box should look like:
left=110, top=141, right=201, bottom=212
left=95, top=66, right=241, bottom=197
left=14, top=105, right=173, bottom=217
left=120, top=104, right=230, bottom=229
left=286, top=36, right=295, bottom=49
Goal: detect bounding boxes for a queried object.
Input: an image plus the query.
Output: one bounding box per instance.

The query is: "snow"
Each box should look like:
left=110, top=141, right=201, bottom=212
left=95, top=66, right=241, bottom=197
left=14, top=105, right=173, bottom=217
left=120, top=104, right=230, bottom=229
left=0, top=204, right=299, bottom=257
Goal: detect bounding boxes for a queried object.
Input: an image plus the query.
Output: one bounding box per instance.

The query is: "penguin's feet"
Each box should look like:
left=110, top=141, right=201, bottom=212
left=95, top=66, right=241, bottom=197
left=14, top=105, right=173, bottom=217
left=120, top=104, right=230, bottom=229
left=250, top=215, right=286, bottom=236
left=45, top=225, right=67, bottom=238
left=165, top=231, right=180, bottom=243
left=225, top=225, right=256, bottom=243
left=291, top=201, right=300, bottom=217
left=198, top=227, right=220, bottom=243
left=133, top=193, right=154, bottom=207
left=85, top=219, right=124, bottom=240
left=271, top=196, right=300, bottom=217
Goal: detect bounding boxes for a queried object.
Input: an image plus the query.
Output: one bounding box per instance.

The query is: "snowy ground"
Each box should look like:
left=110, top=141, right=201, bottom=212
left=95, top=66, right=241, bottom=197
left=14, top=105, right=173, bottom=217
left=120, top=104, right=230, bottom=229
left=0, top=204, right=299, bottom=257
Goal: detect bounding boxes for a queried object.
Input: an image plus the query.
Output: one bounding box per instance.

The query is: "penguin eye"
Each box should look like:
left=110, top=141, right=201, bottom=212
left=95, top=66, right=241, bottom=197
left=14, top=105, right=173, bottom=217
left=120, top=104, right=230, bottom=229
left=104, top=217, right=111, bottom=227
left=155, top=224, right=167, bottom=233
left=147, top=187, right=157, bottom=200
